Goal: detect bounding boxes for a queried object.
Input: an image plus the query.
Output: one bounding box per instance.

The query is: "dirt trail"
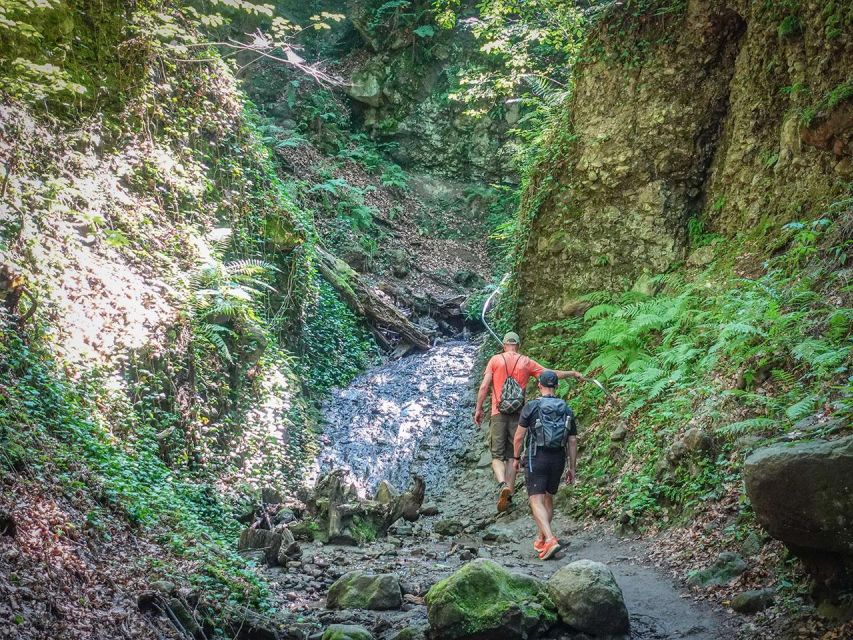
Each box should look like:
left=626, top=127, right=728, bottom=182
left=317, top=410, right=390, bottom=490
left=266, top=342, right=741, bottom=639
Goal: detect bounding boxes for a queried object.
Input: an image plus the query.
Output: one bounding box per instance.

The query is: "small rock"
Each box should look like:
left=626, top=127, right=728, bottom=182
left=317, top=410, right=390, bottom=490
left=327, top=571, right=403, bottom=610
left=687, top=552, right=748, bottom=587
left=482, top=525, right=514, bottom=543
left=731, top=588, right=774, bottom=614
left=419, top=504, right=439, bottom=517
left=741, top=532, right=762, bottom=556
left=610, top=424, right=628, bottom=442
left=150, top=580, right=176, bottom=595
left=434, top=519, right=464, bottom=537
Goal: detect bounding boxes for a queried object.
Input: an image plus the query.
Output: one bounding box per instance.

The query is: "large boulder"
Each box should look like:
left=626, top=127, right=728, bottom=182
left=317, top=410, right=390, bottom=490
left=425, top=558, right=556, bottom=640
left=744, top=436, right=853, bottom=594
left=327, top=571, right=403, bottom=611
left=547, top=560, right=629, bottom=637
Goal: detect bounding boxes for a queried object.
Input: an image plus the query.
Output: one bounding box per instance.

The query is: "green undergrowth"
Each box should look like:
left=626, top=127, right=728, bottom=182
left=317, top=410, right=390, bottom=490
left=528, top=194, right=853, bottom=526
left=298, top=276, right=379, bottom=395
left=0, top=324, right=272, bottom=613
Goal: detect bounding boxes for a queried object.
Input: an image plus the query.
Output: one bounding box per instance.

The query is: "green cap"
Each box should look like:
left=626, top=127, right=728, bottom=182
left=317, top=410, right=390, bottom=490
left=502, top=331, right=520, bottom=345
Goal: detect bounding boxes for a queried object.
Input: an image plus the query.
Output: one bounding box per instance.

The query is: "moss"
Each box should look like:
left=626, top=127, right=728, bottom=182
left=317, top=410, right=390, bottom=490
left=425, top=559, right=556, bottom=638
left=349, top=514, right=379, bottom=544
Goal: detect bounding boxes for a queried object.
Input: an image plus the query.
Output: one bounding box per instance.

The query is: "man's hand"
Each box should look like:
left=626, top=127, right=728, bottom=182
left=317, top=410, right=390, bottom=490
left=473, top=407, right=484, bottom=426
left=512, top=458, right=520, bottom=472
left=568, top=370, right=584, bottom=380
left=565, top=468, right=576, bottom=485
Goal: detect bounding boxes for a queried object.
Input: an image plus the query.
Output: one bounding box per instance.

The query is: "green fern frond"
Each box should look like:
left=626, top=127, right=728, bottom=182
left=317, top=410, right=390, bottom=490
left=785, top=394, right=820, bottom=421
left=581, top=318, right=630, bottom=345
left=584, top=304, right=619, bottom=321
left=717, top=417, right=776, bottom=436
left=195, top=323, right=233, bottom=362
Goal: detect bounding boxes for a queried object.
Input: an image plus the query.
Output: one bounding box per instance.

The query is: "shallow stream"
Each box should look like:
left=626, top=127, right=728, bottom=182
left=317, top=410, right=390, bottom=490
left=310, top=341, right=479, bottom=497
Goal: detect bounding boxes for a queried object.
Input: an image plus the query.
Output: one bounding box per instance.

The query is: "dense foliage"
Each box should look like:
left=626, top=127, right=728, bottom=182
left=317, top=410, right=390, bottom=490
left=525, top=194, right=853, bottom=525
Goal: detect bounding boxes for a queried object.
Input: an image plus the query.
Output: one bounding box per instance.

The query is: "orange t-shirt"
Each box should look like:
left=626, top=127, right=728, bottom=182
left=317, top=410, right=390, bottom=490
left=487, top=352, right=545, bottom=416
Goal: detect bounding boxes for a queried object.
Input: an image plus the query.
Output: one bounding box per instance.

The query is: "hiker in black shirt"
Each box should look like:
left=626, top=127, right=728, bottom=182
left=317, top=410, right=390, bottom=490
left=512, top=370, right=578, bottom=560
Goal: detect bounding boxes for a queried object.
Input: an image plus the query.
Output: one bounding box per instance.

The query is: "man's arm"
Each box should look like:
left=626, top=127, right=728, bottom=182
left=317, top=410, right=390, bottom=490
left=528, top=358, right=582, bottom=381
left=565, top=435, right=578, bottom=484
left=555, top=369, right=584, bottom=380
left=511, top=425, right=527, bottom=472
left=473, top=368, right=493, bottom=425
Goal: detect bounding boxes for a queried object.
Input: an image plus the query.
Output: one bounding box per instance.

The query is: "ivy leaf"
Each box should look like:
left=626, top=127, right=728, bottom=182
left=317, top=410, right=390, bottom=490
left=413, top=25, right=435, bottom=38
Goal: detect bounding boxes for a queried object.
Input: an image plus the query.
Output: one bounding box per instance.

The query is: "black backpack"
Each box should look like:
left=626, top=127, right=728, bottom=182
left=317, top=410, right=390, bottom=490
left=530, top=397, right=572, bottom=450
left=497, top=355, right=525, bottom=414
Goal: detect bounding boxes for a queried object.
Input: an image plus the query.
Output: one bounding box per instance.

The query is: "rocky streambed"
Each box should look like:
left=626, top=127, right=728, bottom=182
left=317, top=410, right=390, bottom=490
left=309, top=341, right=479, bottom=497
left=218, top=342, right=748, bottom=639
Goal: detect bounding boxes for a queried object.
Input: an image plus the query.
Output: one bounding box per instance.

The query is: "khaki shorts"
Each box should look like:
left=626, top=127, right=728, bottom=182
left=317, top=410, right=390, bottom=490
left=489, top=411, right=521, bottom=461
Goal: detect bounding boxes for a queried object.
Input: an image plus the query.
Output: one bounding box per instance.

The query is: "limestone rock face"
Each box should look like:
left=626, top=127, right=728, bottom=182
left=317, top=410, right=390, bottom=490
left=326, top=571, right=403, bottom=610
left=546, top=560, right=629, bottom=637
left=425, top=559, right=556, bottom=640
left=744, top=436, right=853, bottom=593
left=517, top=0, right=853, bottom=335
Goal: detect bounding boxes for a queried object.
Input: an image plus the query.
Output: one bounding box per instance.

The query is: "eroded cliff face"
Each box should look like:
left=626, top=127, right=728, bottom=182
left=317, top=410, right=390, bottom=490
left=516, top=0, right=852, bottom=332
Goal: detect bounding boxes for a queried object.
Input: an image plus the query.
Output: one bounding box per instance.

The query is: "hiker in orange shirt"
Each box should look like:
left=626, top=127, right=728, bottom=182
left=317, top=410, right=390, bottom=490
left=473, top=331, right=581, bottom=513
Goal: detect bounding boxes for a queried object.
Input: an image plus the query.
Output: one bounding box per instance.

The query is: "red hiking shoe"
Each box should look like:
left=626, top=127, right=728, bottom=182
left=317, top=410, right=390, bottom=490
left=538, top=537, right=561, bottom=560
left=533, top=537, right=546, bottom=553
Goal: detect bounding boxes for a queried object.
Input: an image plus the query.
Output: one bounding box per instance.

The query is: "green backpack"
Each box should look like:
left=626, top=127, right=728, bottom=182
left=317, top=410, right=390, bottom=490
left=498, top=355, right=525, bottom=414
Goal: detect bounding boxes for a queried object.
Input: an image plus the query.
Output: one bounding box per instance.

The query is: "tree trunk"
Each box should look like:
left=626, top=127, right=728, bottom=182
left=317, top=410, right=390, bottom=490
left=315, top=246, right=431, bottom=351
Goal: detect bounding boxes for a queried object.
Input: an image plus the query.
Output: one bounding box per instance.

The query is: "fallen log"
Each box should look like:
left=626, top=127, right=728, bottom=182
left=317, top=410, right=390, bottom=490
left=315, top=246, right=431, bottom=351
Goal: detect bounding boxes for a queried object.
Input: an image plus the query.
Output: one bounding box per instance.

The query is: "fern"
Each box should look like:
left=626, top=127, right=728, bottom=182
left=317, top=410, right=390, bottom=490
left=785, top=394, right=820, bottom=421
left=717, top=417, right=776, bottom=436
left=195, top=323, right=233, bottom=362
left=584, top=304, right=618, bottom=321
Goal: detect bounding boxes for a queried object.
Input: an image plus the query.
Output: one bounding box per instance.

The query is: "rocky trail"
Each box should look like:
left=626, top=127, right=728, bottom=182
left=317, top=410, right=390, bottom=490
left=242, top=342, right=740, bottom=640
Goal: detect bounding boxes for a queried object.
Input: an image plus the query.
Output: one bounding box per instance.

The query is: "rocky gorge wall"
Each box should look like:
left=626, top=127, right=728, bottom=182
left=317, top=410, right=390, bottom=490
left=515, top=0, right=853, bottom=333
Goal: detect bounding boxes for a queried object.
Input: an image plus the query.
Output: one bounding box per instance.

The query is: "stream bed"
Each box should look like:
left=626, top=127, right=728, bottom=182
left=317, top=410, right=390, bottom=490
left=310, top=341, right=478, bottom=497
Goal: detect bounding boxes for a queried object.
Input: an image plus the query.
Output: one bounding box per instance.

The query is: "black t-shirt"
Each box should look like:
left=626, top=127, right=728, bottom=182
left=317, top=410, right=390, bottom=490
left=518, top=397, right=578, bottom=435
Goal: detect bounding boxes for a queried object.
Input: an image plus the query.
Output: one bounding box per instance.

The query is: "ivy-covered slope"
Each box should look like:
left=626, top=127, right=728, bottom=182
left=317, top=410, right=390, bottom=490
left=0, top=1, right=378, bottom=634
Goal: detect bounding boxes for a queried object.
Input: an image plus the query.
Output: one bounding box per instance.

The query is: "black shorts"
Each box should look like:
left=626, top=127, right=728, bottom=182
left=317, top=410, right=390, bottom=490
left=524, top=448, right=566, bottom=496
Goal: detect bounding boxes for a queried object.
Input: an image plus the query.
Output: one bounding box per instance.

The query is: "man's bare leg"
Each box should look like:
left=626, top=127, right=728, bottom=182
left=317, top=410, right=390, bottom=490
left=544, top=493, right=554, bottom=522
left=491, top=458, right=507, bottom=484
left=505, top=459, right=517, bottom=494
left=528, top=494, right=556, bottom=541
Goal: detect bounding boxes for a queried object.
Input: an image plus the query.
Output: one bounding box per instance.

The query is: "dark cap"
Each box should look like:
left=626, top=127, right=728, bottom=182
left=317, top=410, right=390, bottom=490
left=539, top=370, right=558, bottom=388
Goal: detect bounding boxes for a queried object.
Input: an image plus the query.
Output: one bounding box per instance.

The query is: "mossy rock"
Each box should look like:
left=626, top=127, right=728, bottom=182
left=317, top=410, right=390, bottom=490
left=321, top=624, right=374, bottom=640
left=425, top=558, right=556, bottom=639
left=327, top=571, right=402, bottom=610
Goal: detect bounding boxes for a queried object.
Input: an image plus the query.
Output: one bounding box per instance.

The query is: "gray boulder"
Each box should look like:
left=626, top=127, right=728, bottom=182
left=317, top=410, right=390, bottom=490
left=744, top=436, right=853, bottom=593
left=327, top=571, right=402, bottom=610
left=425, top=559, right=556, bottom=639
left=547, top=560, right=629, bottom=636
left=322, top=624, right=374, bottom=640
left=687, top=552, right=748, bottom=587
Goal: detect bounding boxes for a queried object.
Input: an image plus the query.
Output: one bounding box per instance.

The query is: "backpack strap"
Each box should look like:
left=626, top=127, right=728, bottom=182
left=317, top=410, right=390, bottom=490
left=502, top=353, right=521, bottom=378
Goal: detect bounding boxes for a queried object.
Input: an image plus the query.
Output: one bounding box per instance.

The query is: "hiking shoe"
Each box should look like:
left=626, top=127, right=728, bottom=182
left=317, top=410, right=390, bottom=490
left=533, top=537, right=546, bottom=553
left=538, top=537, right=561, bottom=560
left=497, top=484, right=512, bottom=513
